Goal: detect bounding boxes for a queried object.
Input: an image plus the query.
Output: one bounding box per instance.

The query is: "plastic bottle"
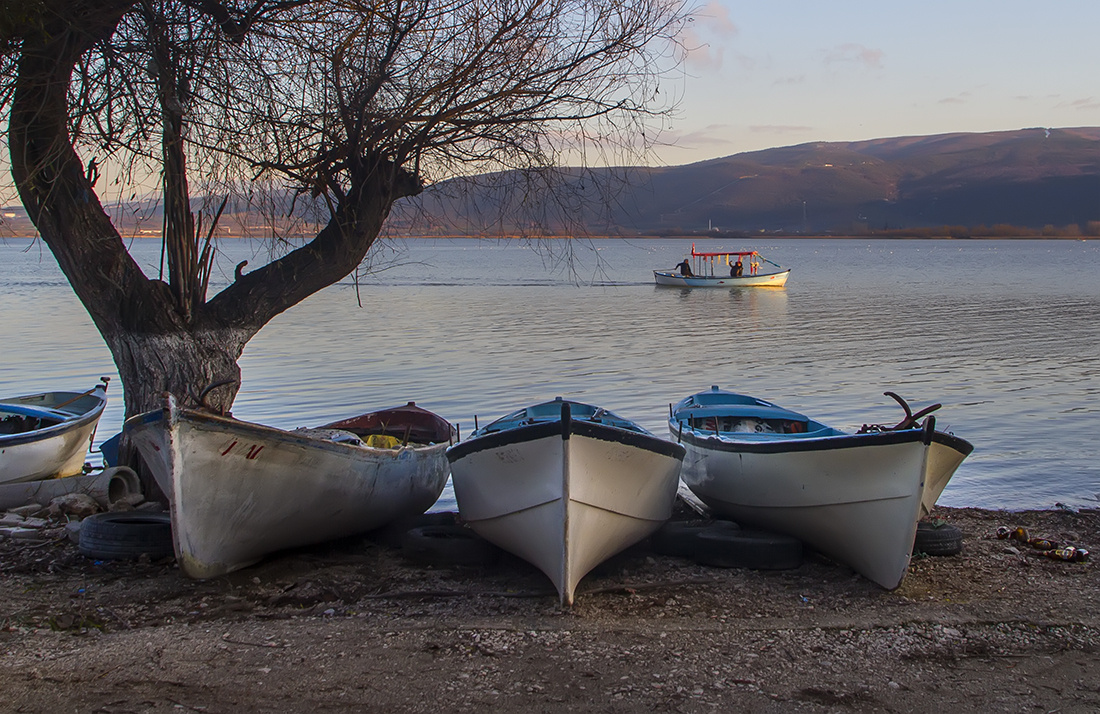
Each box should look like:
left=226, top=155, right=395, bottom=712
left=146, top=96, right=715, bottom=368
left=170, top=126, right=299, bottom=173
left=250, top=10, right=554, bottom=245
left=1045, top=546, right=1090, bottom=562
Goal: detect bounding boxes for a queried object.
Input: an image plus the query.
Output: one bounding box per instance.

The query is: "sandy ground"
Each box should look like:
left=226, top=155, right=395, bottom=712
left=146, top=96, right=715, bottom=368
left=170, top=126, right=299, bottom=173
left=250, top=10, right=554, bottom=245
left=2, top=504, right=1099, bottom=713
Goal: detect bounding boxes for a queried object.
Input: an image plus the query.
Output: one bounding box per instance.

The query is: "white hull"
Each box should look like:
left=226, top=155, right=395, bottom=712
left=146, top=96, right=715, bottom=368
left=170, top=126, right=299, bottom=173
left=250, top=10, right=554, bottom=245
left=676, top=429, right=928, bottom=589
left=653, top=269, right=790, bottom=288
left=924, top=432, right=974, bottom=516
left=449, top=419, right=683, bottom=605
left=0, top=384, right=108, bottom=485
left=126, top=396, right=451, bottom=578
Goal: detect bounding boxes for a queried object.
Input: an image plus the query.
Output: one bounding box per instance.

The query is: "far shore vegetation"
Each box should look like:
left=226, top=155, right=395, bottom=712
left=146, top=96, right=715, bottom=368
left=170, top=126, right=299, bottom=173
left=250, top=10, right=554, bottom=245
left=3, top=220, right=1097, bottom=241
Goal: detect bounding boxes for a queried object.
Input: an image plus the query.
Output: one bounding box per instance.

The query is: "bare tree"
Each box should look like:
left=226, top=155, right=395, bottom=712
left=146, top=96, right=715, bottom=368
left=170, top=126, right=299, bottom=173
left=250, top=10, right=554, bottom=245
left=0, top=0, right=685, bottom=420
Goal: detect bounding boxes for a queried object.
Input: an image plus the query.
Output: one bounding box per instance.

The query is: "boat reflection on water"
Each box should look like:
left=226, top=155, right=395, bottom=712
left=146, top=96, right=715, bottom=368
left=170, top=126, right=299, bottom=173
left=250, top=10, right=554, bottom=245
left=668, top=282, right=790, bottom=325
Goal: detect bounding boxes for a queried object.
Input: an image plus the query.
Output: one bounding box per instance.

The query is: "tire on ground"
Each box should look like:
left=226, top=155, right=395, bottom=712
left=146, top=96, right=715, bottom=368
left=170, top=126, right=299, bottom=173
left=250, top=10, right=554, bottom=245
left=371, top=511, right=459, bottom=549
left=78, top=512, right=175, bottom=561
left=913, top=522, right=963, bottom=556
left=400, top=524, right=500, bottom=567
left=692, top=526, right=803, bottom=570
left=649, top=519, right=739, bottom=558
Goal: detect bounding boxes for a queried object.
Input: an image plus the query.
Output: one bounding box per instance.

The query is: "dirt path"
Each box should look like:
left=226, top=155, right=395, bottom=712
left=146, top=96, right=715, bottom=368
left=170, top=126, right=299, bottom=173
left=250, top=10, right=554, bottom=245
left=3, top=506, right=1099, bottom=713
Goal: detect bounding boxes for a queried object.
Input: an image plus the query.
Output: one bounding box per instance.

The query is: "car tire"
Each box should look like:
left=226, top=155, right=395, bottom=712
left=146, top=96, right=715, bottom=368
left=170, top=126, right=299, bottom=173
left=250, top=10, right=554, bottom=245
left=78, top=512, right=175, bottom=561
left=649, top=519, right=739, bottom=558
left=692, top=526, right=803, bottom=570
left=400, top=524, right=500, bottom=567
left=913, top=522, right=963, bottom=556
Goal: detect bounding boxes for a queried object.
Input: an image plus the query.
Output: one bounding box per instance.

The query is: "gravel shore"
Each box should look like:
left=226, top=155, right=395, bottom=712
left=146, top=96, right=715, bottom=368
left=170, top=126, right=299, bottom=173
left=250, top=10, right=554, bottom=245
left=2, top=505, right=1098, bottom=713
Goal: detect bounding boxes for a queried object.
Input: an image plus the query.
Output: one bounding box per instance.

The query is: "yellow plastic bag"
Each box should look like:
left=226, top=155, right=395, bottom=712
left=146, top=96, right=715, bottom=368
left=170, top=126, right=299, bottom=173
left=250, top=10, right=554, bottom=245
left=364, top=434, right=403, bottom=449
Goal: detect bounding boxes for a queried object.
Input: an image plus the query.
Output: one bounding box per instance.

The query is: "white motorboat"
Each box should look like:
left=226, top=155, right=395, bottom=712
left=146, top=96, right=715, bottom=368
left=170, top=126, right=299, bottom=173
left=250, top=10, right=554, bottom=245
left=125, top=395, right=455, bottom=578
left=447, top=397, right=685, bottom=606
left=669, top=386, right=972, bottom=589
left=0, top=380, right=109, bottom=485
left=654, top=245, right=790, bottom=287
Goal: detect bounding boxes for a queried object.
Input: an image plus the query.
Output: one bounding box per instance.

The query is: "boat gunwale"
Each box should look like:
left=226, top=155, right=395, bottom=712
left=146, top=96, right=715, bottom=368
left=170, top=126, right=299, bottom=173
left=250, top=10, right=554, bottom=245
left=447, top=415, right=685, bottom=463
left=0, top=390, right=107, bottom=449
left=931, top=429, right=975, bottom=456
left=125, top=403, right=455, bottom=455
left=672, top=424, right=930, bottom=454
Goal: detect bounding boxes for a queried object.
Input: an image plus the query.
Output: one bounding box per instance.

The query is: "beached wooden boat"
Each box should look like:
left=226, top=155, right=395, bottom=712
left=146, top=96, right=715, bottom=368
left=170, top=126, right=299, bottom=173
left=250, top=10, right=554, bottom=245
left=669, top=386, right=973, bottom=589
left=0, top=380, right=109, bottom=485
left=654, top=245, right=790, bottom=287
left=125, top=395, right=455, bottom=578
left=447, top=397, right=685, bottom=606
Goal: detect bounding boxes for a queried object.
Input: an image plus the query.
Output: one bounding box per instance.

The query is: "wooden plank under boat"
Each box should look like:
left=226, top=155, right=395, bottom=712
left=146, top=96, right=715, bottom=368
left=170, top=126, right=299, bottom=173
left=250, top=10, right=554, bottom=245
left=0, top=380, right=109, bottom=485
left=125, top=395, right=455, bottom=578
left=654, top=245, right=790, bottom=287
left=669, top=386, right=972, bottom=589
left=447, top=397, right=685, bottom=606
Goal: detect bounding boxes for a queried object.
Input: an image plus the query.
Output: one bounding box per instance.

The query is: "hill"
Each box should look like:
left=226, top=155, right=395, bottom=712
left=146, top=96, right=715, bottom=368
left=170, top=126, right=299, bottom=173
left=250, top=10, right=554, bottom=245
left=400, top=127, right=1100, bottom=236
left=4, top=127, right=1100, bottom=237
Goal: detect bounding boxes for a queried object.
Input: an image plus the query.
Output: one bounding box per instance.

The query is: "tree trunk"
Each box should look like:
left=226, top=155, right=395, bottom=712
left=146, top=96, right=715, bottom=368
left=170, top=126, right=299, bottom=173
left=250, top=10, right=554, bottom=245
left=106, top=329, right=249, bottom=418
left=6, top=2, right=421, bottom=499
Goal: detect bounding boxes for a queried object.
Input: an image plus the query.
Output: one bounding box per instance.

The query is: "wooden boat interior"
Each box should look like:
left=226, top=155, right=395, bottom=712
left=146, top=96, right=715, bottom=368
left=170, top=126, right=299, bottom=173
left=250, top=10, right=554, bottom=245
left=0, top=390, right=103, bottom=435
left=320, top=402, right=455, bottom=445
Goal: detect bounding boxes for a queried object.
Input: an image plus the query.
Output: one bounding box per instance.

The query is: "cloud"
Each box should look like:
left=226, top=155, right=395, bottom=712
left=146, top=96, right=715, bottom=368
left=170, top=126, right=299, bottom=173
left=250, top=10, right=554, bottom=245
left=1067, top=97, right=1100, bottom=111
left=662, top=123, right=741, bottom=150
left=749, top=125, right=814, bottom=135
left=822, top=43, right=884, bottom=70
left=773, top=75, right=807, bottom=87
left=684, top=1, right=738, bottom=72
left=938, top=91, right=973, bottom=105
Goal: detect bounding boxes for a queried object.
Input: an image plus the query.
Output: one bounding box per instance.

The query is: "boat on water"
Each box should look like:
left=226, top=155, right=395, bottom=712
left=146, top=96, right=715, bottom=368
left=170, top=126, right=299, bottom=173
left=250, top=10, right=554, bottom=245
left=669, top=386, right=973, bottom=589
left=447, top=397, right=686, bottom=606
left=0, top=379, right=109, bottom=485
left=125, top=395, right=455, bottom=578
left=654, top=245, right=790, bottom=287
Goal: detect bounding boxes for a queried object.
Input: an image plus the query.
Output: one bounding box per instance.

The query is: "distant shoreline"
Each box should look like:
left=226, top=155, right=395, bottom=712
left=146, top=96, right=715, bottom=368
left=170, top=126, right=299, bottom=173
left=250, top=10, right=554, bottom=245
left=3, top=232, right=1095, bottom=241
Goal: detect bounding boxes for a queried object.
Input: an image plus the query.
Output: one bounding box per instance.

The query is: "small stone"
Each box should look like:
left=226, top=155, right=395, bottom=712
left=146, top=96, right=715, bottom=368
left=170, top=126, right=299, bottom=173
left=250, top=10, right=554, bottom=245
left=65, top=521, right=82, bottom=544
left=8, top=527, right=48, bottom=541
left=49, top=493, right=99, bottom=519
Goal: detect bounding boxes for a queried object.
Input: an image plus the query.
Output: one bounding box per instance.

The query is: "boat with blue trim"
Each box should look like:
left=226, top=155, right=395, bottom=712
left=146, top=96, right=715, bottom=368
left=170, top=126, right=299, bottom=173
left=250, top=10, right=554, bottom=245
left=447, top=397, right=685, bottom=606
left=669, top=386, right=972, bottom=589
left=0, top=380, right=109, bottom=485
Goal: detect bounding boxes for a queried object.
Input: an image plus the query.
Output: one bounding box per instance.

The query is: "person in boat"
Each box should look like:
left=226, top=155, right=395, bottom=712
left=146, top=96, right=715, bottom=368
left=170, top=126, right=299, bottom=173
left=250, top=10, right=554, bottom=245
left=731, top=259, right=743, bottom=277
left=676, top=260, right=693, bottom=277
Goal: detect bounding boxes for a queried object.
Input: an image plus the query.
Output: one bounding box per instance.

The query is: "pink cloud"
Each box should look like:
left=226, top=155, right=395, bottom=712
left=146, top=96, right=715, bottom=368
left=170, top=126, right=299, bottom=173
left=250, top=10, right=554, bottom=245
left=684, top=1, right=739, bottom=71
left=823, top=43, right=884, bottom=70
left=749, top=125, right=814, bottom=135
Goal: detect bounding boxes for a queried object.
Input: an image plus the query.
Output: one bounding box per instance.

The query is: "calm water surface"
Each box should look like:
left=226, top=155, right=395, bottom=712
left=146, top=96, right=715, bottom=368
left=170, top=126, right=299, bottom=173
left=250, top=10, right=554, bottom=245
left=2, top=236, right=1098, bottom=511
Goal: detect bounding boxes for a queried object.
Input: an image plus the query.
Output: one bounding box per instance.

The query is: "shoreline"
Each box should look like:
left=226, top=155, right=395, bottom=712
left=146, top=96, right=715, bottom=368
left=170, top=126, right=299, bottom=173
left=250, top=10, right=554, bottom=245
left=3, top=504, right=1098, bottom=712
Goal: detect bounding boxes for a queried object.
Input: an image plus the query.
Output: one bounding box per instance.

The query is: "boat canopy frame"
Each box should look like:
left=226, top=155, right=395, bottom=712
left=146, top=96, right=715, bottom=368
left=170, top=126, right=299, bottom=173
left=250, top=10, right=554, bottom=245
left=683, top=243, right=783, bottom=277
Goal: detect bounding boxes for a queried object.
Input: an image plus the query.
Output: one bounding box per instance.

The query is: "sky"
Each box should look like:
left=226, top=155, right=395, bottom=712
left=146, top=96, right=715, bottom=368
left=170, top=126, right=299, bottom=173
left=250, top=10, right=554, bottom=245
left=654, top=0, right=1100, bottom=166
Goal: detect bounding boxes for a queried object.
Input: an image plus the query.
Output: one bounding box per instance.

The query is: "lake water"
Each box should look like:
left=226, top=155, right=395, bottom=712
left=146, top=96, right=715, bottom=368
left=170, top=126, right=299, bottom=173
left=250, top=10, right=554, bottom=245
left=2, top=236, right=1098, bottom=512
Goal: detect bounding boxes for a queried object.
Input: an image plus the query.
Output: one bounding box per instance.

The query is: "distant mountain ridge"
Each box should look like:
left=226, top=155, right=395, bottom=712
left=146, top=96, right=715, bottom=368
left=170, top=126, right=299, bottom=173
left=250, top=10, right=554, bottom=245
left=403, top=127, right=1100, bottom=235
left=4, top=127, right=1099, bottom=237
